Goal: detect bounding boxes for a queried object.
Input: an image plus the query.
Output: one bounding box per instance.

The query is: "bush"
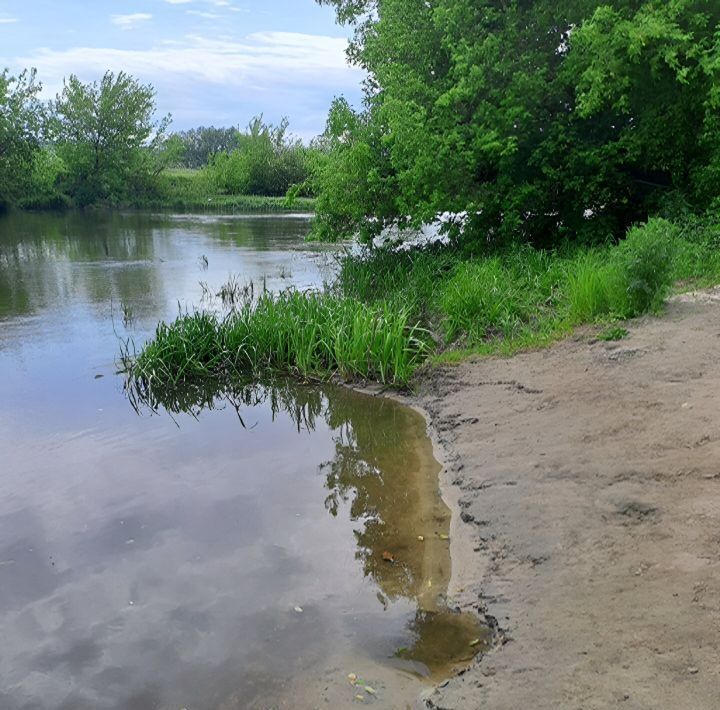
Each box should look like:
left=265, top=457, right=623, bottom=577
left=205, top=117, right=310, bottom=197
left=615, top=219, right=678, bottom=316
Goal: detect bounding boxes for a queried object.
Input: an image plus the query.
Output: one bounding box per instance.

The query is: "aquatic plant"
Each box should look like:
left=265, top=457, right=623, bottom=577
left=122, top=290, right=430, bottom=397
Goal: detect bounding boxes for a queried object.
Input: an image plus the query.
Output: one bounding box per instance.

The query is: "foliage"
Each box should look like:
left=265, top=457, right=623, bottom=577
left=598, top=326, right=629, bottom=341
left=133, top=168, right=315, bottom=212
left=615, top=218, right=678, bottom=314
left=206, top=116, right=311, bottom=197
left=439, top=250, right=567, bottom=342
left=669, top=214, right=720, bottom=284
left=124, top=215, right=720, bottom=392
left=19, top=147, right=69, bottom=209
left=173, top=126, right=240, bottom=168
left=339, top=217, right=683, bottom=350
left=0, top=69, right=43, bottom=208
left=150, top=133, right=186, bottom=175
left=50, top=71, right=170, bottom=205
left=564, top=251, right=625, bottom=323
left=123, top=289, right=430, bottom=392
left=314, top=0, right=720, bottom=246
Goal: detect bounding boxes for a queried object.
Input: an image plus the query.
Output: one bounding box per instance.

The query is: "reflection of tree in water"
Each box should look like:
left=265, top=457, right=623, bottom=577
left=0, top=211, right=163, bottom=319
left=320, top=389, right=448, bottom=607
left=126, top=376, right=489, bottom=672
left=129, top=377, right=450, bottom=609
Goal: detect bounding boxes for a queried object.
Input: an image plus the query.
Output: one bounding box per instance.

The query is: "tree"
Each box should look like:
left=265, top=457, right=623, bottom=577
left=174, top=126, right=240, bottom=168
left=207, top=116, right=310, bottom=196
left=0, top=69, right=43, bottom=208
left=315, top=0, right=720, bottom=246
left=51, top=71, right=170, bottom=204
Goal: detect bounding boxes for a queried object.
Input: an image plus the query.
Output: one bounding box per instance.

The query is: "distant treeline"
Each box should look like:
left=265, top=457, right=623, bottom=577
left=0, top=68, right=315, bottom=210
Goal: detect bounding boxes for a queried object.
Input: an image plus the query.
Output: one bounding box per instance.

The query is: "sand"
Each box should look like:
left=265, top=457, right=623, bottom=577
left=407, top=289, right=720, bottom=709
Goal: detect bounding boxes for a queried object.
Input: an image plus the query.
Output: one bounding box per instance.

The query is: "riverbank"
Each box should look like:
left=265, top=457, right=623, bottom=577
left=401, top=288, right=720, bottom=709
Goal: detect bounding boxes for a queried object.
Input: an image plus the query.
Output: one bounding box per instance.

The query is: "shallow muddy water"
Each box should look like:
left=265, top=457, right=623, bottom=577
left=0, top=212, right=487, bottom=709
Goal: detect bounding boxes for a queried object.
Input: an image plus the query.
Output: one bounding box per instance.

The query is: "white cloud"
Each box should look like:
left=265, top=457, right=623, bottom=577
left=0, top=16, right=18, bottom=24
left=9, top=32, right=362, bottom=137
left=111, top=13, right=153, bottom=30
left=16, top=32, right=357, bottom=90
left=187, top=10, right=220, bottom=19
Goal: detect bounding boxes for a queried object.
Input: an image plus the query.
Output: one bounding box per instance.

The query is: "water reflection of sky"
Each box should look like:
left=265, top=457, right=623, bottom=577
left=0, top=212, right=484, bottom=709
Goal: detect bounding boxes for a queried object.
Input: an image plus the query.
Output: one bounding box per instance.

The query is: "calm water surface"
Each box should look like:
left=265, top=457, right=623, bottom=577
left=0, top=212, right=486, bottom=709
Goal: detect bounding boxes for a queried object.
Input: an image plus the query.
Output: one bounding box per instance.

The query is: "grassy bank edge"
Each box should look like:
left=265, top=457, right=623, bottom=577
left=122, top=194, right=316, bottom=213
left=122, top=216, right=720, bottom=403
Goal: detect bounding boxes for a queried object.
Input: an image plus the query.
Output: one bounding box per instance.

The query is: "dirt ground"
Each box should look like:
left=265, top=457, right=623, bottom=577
left=411, top=289, right=720, bottom=710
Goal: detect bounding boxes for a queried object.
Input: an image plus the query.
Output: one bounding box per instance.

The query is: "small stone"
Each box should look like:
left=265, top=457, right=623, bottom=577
left=417, top=535, right=424, bottom=541
left=347, top=673, right=357, bottom=683
left=294, top=606, right=303, bottom=613
left=688, top=666, right=699, bottom=674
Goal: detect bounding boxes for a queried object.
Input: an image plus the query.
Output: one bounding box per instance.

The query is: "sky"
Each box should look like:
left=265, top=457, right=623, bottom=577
left=0, top=0, right=364, bottom=140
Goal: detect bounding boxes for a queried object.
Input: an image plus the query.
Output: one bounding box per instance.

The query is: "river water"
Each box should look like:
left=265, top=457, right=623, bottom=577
left=0, top=211, right=486, bottom=709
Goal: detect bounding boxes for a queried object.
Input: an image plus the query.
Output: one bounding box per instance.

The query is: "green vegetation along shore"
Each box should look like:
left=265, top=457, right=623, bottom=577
left=129, top=170, right=315, bottom=213
left=0, top=71, right=315, bottom=213
left=6, top=1, right=720, bottom=397
left=123, top=215, right=720, bottom=397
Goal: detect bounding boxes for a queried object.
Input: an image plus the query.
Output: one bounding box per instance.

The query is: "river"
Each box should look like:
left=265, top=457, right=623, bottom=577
left=0, top=211, right=486, bottom=709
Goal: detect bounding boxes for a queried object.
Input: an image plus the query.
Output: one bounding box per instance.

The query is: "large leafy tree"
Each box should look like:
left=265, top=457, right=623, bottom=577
left=0, top=69, right=43, bottom=208
left=174, top=126, right=240, bottom=168
left=51, top=71, right=169, bottom=204
left=315, top=0, right=720, bottom=245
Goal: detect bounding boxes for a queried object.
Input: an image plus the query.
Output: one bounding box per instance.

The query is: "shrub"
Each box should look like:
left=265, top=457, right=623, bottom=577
left=615, top=219, right=678, bottom=316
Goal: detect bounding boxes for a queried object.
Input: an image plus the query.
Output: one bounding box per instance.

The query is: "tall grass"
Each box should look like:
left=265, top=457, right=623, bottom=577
left=339, top=217, right=683, bottom=349
left=123, top=290, right=430, bottom=399
left=124, top=215, right=712, bottom=397
left=565, top=251, right=624, bottom=323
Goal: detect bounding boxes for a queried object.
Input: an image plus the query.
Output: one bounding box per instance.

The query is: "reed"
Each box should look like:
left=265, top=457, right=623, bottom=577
left=122, top=291, right=430, bottom=398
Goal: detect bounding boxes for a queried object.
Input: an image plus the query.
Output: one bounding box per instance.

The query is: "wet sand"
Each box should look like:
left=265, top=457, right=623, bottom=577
left=394, top=290, right=720, bottom=709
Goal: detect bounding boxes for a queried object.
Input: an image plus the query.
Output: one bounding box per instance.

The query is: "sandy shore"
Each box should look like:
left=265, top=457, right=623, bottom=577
left=404, top=289, right=720, bottom=709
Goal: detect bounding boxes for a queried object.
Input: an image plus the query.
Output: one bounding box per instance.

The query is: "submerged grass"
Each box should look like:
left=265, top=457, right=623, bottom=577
left=123, top=290, right=430, bottom=399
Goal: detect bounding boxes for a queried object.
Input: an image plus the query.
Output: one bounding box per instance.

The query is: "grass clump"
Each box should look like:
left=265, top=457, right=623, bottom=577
left=439, top=249, right=567, bottom=342
left=597, top=326, right=629, bottom=342
left=125, top=290, right=429, bottom=397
